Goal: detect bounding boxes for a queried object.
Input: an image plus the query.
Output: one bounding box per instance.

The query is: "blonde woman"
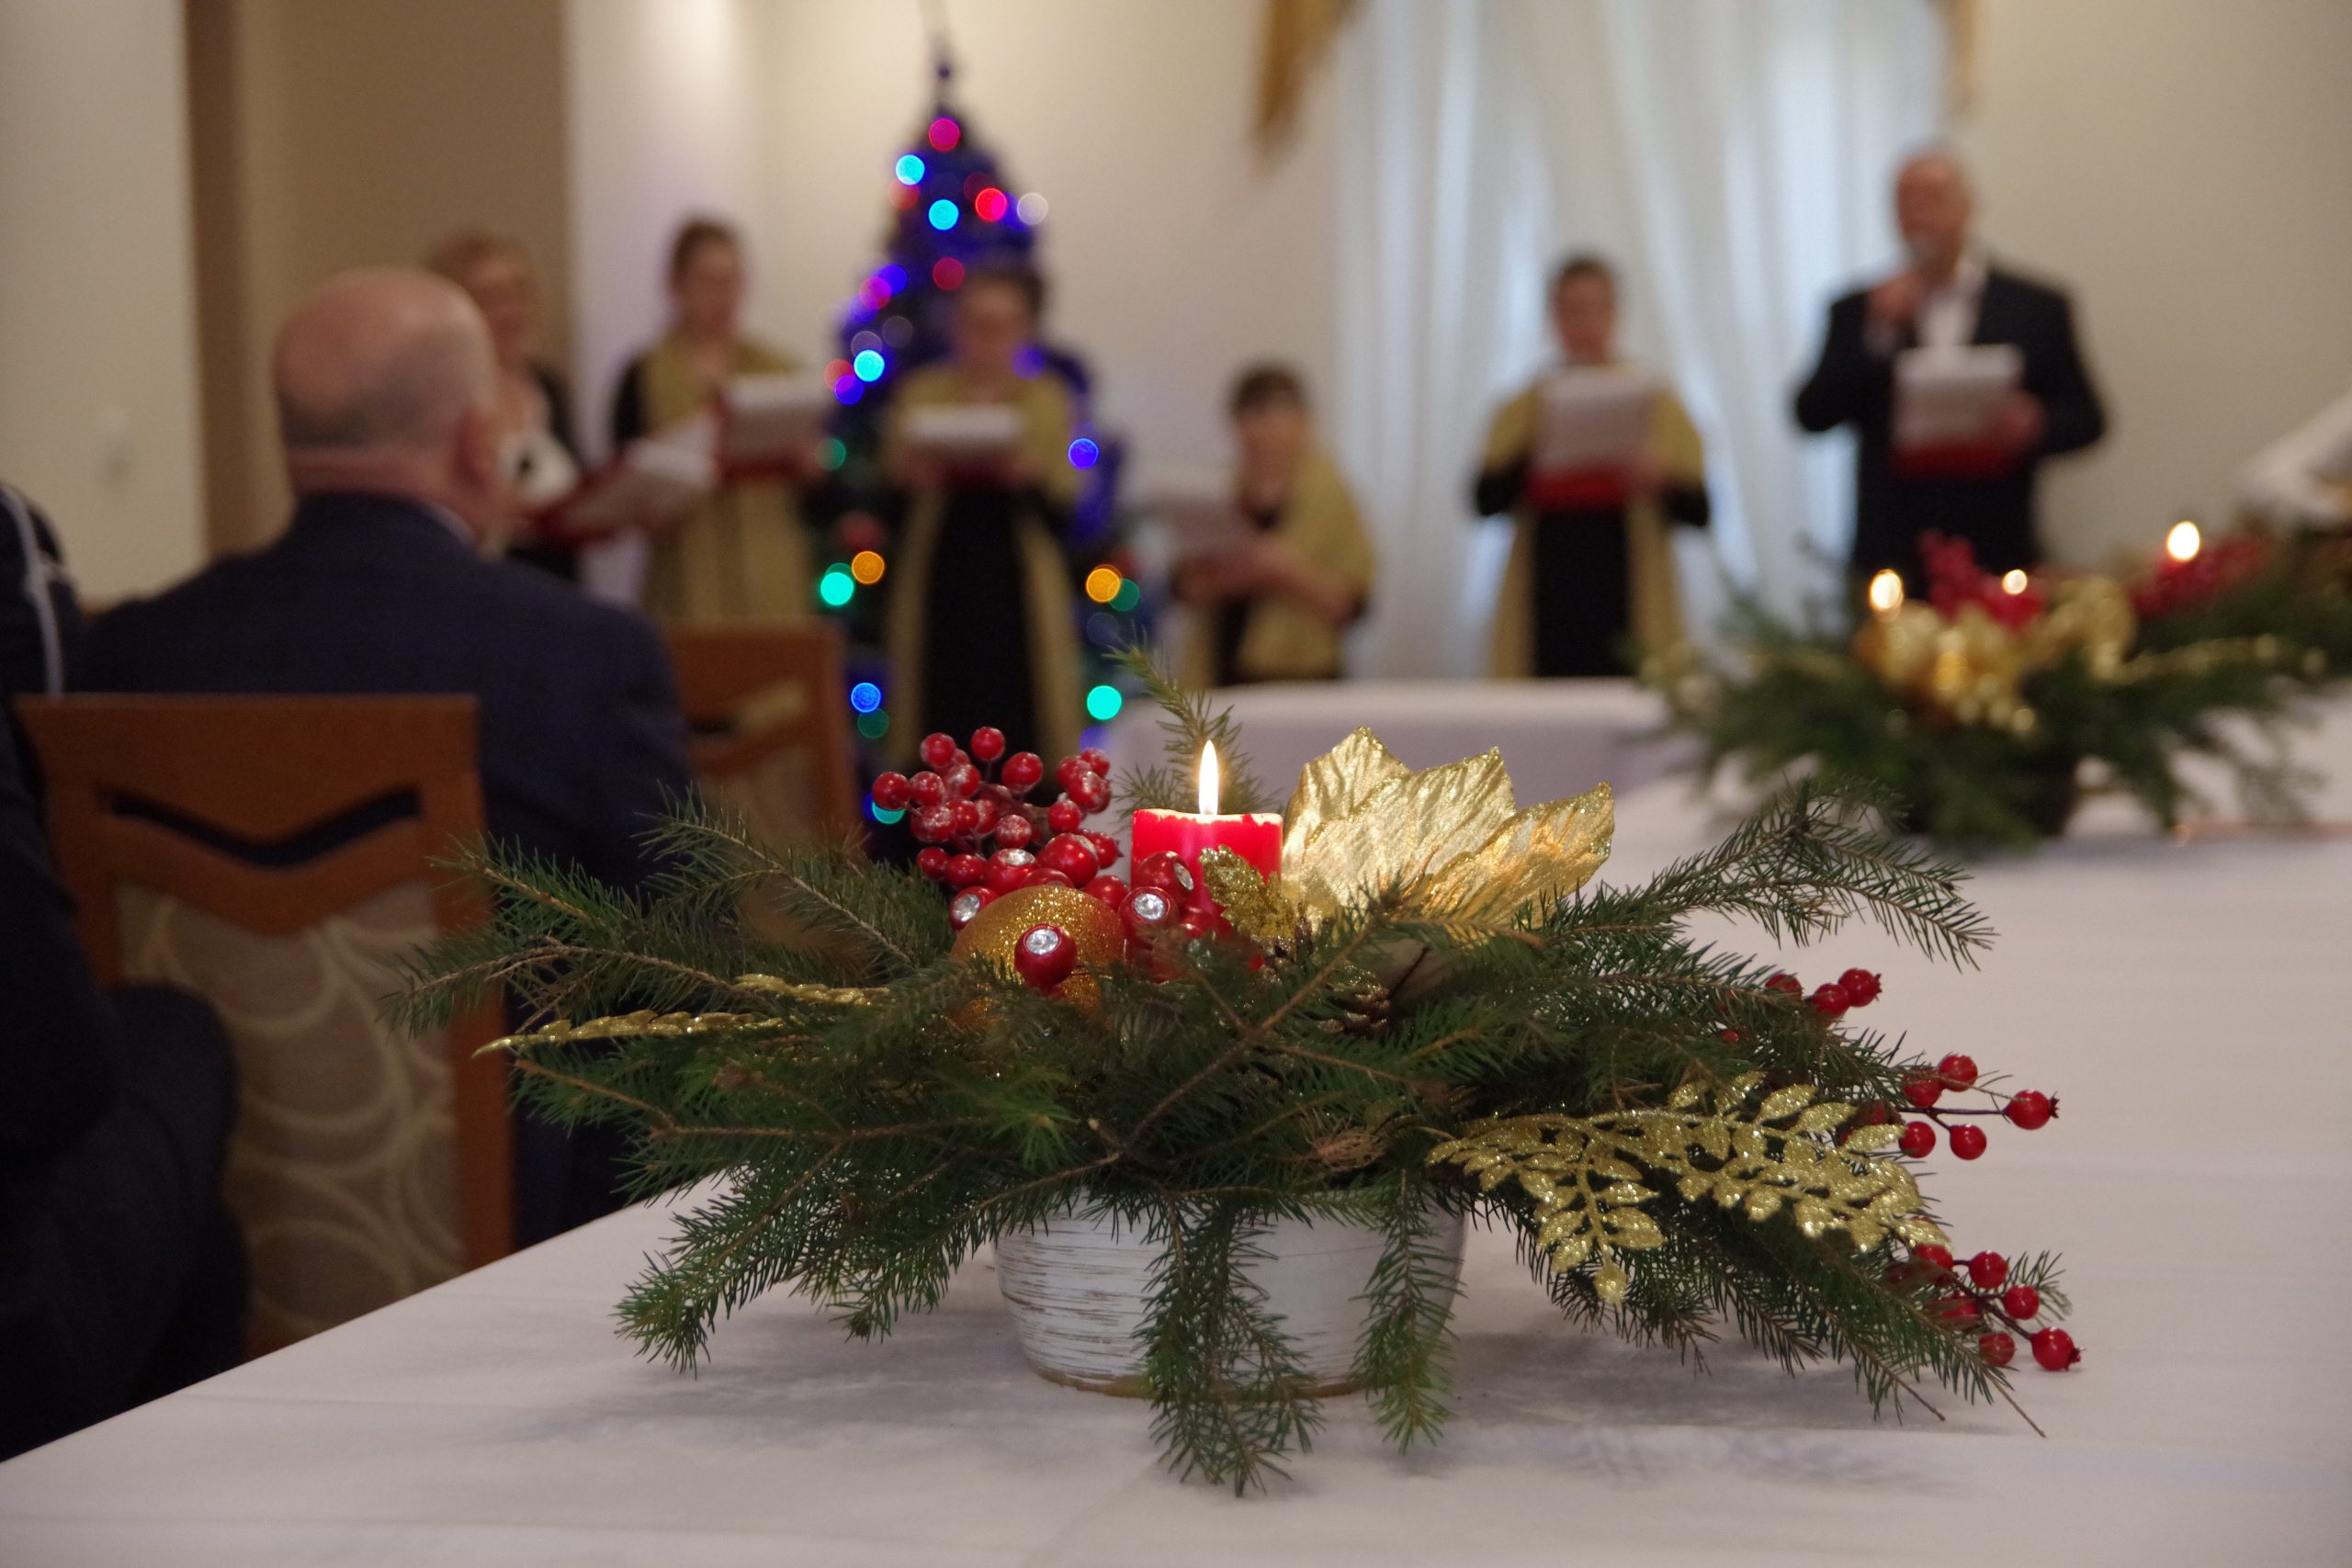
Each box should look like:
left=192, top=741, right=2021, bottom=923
left=610, top=217, right=812, bottom=624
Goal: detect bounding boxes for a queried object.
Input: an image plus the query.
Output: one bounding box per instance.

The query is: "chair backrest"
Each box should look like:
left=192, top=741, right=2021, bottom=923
left=15, top=694, right=512, bottom=1349
left=664, top=623, right=859, bottom=843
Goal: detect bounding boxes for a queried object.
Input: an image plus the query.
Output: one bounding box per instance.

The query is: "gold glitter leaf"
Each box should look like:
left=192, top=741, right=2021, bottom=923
left=1428, top=1075, right=1935, bottom=1287
left=1197, top=846, right=1295, bottom=945
left=1844, top=1123, right=1904, bottom=1154
left=488, top=1010, right=770, bottom=1054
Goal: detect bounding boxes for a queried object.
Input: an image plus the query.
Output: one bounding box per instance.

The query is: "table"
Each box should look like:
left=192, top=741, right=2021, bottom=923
left=1102, top=679, right=1691, bottom=812
left=7, top=716, right=2351, bottom=1565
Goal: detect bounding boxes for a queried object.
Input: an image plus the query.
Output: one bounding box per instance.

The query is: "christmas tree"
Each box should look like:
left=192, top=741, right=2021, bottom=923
left=815, top=51, right=1145, bottom=797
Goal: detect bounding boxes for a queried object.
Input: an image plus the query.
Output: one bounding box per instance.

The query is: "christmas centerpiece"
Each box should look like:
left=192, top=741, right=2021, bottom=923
left=1653, top=526, right=2352, bottom=851
left=395, top=659, right=2078, bottom=1493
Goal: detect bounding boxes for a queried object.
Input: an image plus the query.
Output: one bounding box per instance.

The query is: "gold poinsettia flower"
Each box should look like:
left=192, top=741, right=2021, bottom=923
left=1273, top=728, right=1614, bottom=925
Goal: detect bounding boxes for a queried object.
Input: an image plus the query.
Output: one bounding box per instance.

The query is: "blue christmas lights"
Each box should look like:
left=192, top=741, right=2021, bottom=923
left=927, top=198, right=959, bottom=231
left=849, top=681, right=883, bottom=714
left=854, top=349, right=886, bottom=381
left=894, top=153, right=925, bottom=186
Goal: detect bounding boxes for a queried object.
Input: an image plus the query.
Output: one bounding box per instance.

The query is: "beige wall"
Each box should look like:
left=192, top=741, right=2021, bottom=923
left=564, top=0, right=1338, bottom=475
left=187, top=0, right=571, bottom=551
left=1961, top=0, right=2352, bottom=565
left=0, top=0, right=205, bottom=600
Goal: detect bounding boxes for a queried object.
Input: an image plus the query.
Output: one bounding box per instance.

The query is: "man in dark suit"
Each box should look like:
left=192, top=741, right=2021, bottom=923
left=1794, top=151, right=2106, bottom=588
left=87, top=270, right=695, bottom=1244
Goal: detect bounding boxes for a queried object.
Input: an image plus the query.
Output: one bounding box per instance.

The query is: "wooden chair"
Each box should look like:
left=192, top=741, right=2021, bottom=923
left=664, top=623, right=860, bottom=845
left=15, top=695, right=511, bottom=1350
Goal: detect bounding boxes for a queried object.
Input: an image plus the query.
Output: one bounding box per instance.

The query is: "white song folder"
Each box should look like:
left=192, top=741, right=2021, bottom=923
left=1893, top=345, right=2023, bottom=451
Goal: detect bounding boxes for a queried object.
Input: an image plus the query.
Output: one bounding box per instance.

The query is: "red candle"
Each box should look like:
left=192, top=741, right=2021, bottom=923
left=1128, top=742, right=1282, bottom=908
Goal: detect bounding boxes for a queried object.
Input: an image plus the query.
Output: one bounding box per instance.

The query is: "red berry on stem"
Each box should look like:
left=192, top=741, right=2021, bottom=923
left=949, top=800, right=981, bottom=836
left=1902, top=1073, right=1943, bottom=1109
left=1764, top=972, right=1802, bottom=996
left=993, top=813, right=1035, bottom=850
left=910, top=771, right=947, bottom=807
left=1912, top=1243, right=1953, bottom=1273
left=1899, top=1120, right=1937, bottom=1157
left=951, top=748, right=970, bottom=770
left=1838, top=967, right=1882, bottom=1006
left=1023, top=867, right=1075, bottom=889
left=2002, top=1284, right=2041, bottom=1321
left=1134, top=851, right=1197, bottom=899
left=1084, top=831, right=1121, bottom=868
left=1080, top=747, right=1112, bottom=776
left=1175, top=909, right=1217, bottom=945
left=947, top=886, right=996, bottom=930
left=967, top=796, right=1001, bottom=834
left=2030, top=1327, right=2079, bottom=1371
left=1001, top=752, right=1045, bottom=793
left=871, top=772, right=912, bottom=811
left=1012, top=924, right=1079, bottom=991
left=1122, top=886, right=1180, bottom=942
left=1948, top=1123, right=1987, bottom=1160
left=1046, top=796, right=1084, bottom=834
left=968, top=727, right=1006, bottom=763
left=910, top=804, right=956, bottom=843
left=1038, top=834, right=1100, bottom=884
left=1809, top=982, right=1850, bottom=1017
left=944, top=763, right=981, bottom=800
left=986, top=848, right=1038, bottom=894
left=1068, top=773, right=1112, bottom=814
left=944, top=852, right=989, bottom=889
left=1978, top=1332, right=2016, bottom=1368
left=1055, top=756, right=1089, bottom=793
left=1967, top=1251, right=2009, bottom=1290
left=920, top=732, right=958, bottom=770
left=1082, top=874, right=1128, bottom=907
left=1938, top=1053, right=1979, bottom=1091
left=2004, top=1090, right=2055, bottom=1130
left=914, top=846, right=950, bottom=880
left=1936, top=1294, right=1982, bottom=1326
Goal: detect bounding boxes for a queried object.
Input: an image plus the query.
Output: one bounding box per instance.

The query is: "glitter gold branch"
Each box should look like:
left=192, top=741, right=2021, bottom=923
left=486, top=975, right=876, bottom=1054
left=1429, top=1074, right=1946, bottom=1303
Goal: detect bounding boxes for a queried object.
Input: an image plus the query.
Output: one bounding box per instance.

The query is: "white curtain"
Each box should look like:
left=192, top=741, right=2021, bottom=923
left=1330, top=0, right=1947, bottom=676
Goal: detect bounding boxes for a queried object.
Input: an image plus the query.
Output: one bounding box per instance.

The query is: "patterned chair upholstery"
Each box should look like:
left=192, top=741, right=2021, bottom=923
left=15, top=695, right=510, bottom=1350
left=665, top=624, right=859, bottom=848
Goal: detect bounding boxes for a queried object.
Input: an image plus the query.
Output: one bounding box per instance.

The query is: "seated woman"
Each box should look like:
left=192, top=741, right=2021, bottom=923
left=1175, top=365, right=1374, bottom=687
left=1470, top=254, right=1710, bottom=676
left=884, top=265, right=1084, bottom=765
left=611, top=217, right=814, bottom=624
left=427, top=231, right=581, bottom=580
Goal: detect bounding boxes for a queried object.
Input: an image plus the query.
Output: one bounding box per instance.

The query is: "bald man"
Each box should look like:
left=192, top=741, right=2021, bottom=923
left=87, top=270, right=693, bottom=1244
left=1794, top=151, right=2106, bottom=588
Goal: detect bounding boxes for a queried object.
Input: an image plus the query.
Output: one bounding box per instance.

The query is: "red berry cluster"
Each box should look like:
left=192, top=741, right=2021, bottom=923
left=872, top=731, right=1125, bottom=931
left=1919, top=531, right=2043, bottom=630
left=1892, top=1244, right=2079, bottom=1373
left=1896, top=1057, right=2056, bottom=1163
left=2129, top=533, right=2267, bottom=618
left=1761, top=965, right=1881, bottom=1019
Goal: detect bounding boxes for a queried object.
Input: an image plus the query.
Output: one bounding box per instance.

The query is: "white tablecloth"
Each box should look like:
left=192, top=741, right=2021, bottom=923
left=1102, top=679, right=1691, bottom=812
left=7, top=706, right=2352, bottom=1566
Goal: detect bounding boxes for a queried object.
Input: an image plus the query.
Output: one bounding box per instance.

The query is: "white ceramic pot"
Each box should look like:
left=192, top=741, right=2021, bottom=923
left=993, top=1207, right=1464, bottom=1396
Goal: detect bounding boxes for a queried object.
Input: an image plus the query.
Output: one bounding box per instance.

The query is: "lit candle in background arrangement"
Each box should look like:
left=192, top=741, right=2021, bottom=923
left=1867, top=569, right=1906, bottom=618
left=1127, top=742, right=1283, bottom=908
left=2164, top=519, right=2202, bottom=573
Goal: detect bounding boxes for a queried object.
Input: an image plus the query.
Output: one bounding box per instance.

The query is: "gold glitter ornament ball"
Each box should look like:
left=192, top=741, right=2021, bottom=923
left=951, top=885, right=1127, bottom=1010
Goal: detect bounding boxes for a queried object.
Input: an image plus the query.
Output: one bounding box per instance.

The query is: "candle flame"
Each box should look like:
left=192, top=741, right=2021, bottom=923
left=2166, top=520, right=2201, bottom=564
left=1867, top=570, right=1905, bottom=615
left=2001, top=569, right=2029, bottom=595
left=1197, top=741, right=1220, bottom=817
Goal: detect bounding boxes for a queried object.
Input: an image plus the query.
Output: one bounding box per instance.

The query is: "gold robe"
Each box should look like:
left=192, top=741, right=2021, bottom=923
left=884, top=365, right=1085, bottom=766
left=634, top=333, right=812, bottom=626
left=1479, top=372, right=1705, bottom=678
left=1180, top=447, right=1375, bottom=687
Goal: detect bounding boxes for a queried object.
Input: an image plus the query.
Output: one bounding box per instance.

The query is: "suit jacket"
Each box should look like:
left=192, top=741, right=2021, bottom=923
left=86, top=492, right=692, bottom=894
left=1793, top=265, right=2105, bottom=584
